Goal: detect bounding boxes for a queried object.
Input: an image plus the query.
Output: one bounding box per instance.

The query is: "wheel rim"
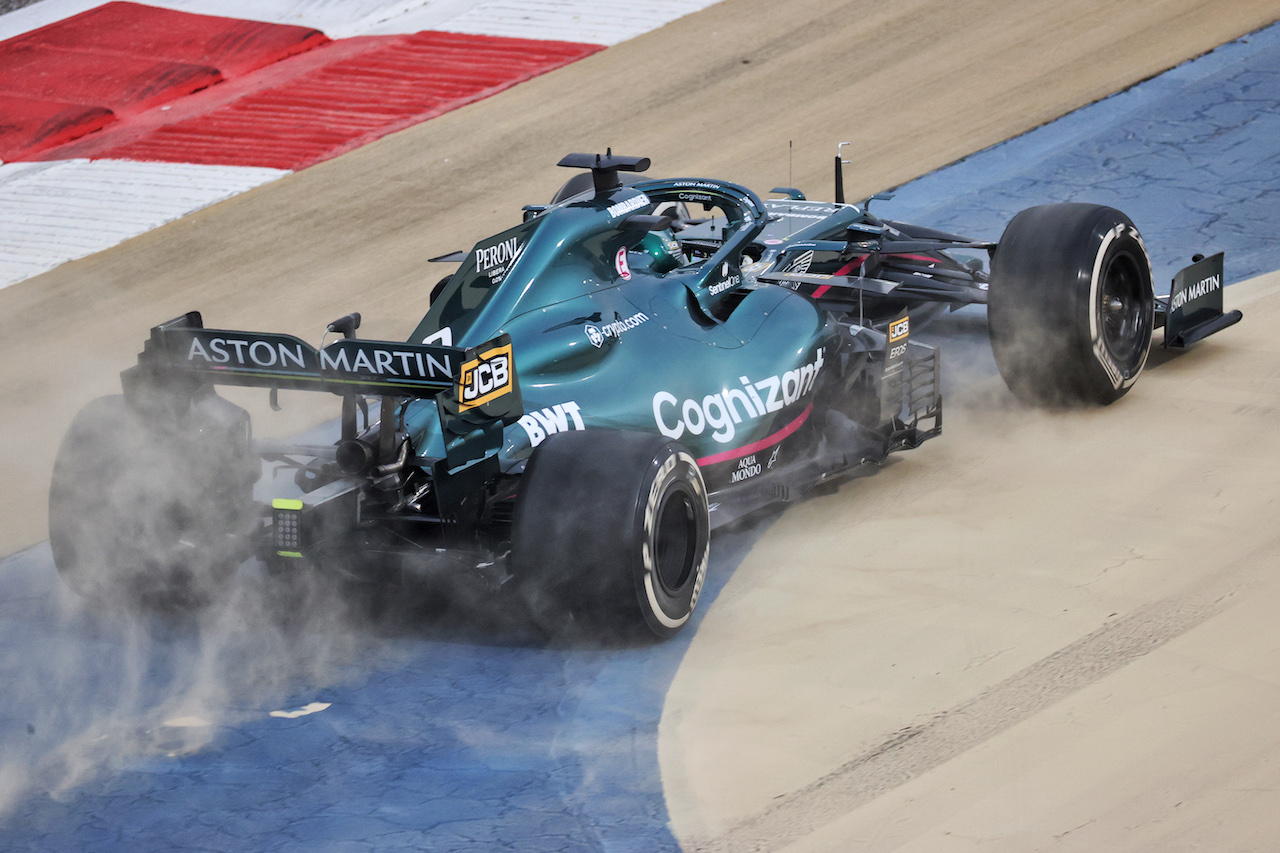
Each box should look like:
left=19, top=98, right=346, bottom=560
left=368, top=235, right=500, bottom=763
left=653, top=488, right=697, bottom=594
left=1099, top=249, right=1149, bottom=367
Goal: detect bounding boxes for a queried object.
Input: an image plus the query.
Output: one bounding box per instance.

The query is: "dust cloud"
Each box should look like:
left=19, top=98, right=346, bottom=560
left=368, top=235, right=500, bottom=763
left=0, top=386, right=561, bottom=820
left=0, top=389, right=386, bottom=818
left=0, top=549, right=377, bottom=817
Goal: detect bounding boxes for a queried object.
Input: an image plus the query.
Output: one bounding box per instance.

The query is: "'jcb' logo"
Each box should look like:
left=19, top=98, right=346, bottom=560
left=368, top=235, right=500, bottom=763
left=889, top=317, right=910, bottom=343
left=458, top=343, right=513, bottom=410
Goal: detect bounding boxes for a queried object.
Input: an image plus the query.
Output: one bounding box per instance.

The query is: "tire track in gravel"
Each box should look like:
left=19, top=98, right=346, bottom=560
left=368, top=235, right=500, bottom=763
left=692, top=536, right=1275, bottom=852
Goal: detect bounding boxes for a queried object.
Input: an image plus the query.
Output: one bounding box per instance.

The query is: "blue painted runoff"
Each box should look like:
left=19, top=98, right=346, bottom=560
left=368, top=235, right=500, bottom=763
left=881, top=18, right=1280, bottom=289
left=0, top=523, right=770, bottom=853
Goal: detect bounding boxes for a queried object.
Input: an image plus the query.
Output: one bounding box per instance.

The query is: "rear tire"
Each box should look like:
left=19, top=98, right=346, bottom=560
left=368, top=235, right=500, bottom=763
left=511, top=430, right=710, bottom=640
left=49, top=393, right=258, bottom=609
left=988, top=203, right=1154, bottom=406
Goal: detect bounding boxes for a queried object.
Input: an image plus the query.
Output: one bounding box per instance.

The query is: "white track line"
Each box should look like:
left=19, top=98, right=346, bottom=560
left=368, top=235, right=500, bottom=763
left=366, top=0, right=721, bottom=44
left=0, top=159, right=288, bottom=289
left=0, top=0, right=721, bottom=41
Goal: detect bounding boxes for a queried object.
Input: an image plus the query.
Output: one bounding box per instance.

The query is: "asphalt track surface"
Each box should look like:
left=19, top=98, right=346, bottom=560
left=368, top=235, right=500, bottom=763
left=3, top=1, right=1280, bottom=851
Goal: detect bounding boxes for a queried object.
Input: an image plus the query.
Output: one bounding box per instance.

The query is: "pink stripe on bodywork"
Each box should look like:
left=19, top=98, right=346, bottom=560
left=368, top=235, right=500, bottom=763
left=696, top=404, right=812, bottom=467
left=810, top=255, right=866, bottom=299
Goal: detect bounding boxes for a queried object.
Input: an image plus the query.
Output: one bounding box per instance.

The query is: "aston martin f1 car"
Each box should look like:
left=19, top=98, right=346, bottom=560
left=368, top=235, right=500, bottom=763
left=49, top=151, right=1240, bottom=638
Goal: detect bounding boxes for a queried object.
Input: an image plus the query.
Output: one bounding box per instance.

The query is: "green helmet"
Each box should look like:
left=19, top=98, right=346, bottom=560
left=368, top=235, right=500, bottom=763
left=638, top=230, right=685, bottom=273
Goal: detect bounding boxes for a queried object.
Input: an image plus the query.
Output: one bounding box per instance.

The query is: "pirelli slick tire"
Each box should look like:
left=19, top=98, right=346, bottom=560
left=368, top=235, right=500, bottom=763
left=511, top=430, right=710, bottom=640
left=988, top=203, right=1155, bottom=406
left=48, top=394, right=258, bottom=610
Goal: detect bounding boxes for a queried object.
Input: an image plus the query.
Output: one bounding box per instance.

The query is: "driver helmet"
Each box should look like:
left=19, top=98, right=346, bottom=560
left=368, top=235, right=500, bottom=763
left=638, top=229, right=687, bottom=273
left=637, top=200, right=689, bottom=273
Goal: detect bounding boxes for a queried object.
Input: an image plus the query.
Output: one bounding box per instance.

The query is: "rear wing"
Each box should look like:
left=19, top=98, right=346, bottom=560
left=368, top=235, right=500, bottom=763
left=122, top=312, right=522, bottom=478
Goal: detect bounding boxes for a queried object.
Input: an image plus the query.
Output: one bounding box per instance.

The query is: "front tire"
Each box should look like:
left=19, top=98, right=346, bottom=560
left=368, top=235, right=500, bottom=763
left=988, top=203, right=1155, bottom=406
left=511, top=430, right=710, bottom=639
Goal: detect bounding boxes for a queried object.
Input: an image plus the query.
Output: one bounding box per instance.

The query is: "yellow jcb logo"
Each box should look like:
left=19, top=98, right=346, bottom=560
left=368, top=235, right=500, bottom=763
left=458, top=343, right=513, bottom=410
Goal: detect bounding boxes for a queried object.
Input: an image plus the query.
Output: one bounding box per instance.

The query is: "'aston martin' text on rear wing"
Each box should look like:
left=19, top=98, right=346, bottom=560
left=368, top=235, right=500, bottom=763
left=122, top=311, right=522, bottom=426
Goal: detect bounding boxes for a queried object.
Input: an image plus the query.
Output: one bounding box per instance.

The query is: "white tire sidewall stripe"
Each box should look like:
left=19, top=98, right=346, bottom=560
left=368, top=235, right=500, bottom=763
left=642, top=450, right=707, bottom=630
left=1088, top=222, right=1150, bottom=390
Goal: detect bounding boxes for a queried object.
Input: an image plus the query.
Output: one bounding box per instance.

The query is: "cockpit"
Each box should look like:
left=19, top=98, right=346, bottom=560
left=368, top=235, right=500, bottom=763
left=412, top=153, right=770, bottom=348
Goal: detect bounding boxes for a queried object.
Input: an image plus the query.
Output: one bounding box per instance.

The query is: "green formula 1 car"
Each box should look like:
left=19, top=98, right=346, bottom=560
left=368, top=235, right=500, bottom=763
left=49, top=151, right=1239, bottom=637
